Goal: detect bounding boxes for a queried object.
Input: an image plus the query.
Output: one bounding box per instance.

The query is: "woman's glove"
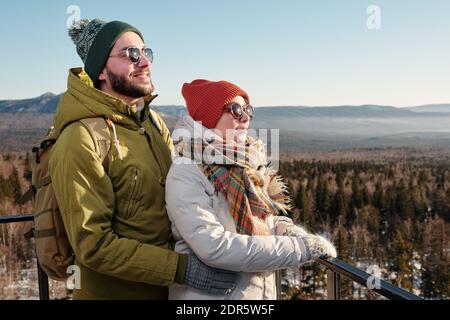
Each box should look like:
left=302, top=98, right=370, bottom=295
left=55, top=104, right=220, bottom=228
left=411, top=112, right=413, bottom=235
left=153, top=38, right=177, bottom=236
left=300, top=233, right=337, bottom=260
left=275, top=216, right=309, bottom=237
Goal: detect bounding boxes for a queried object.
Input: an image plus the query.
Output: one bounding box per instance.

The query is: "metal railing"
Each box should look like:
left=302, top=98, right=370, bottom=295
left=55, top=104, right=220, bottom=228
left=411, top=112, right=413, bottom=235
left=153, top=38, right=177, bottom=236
left=0, top=214, right=50, bottom=300
left=318, top=257, right=423, bottom=300
left=1, top=213, right=423, bottom=300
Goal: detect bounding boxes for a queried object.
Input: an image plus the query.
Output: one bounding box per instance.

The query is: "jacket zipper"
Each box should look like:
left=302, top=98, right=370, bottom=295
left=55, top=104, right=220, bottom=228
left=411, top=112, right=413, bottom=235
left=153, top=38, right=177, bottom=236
left=125, top=168, right=139, bottom=216
left=128, top=106, right=165, bottom=183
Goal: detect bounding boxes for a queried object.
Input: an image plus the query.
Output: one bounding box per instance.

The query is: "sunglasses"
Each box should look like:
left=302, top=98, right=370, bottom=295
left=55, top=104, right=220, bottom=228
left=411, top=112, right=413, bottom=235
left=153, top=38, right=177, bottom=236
left=224, top=102, right=254, bottom=120
left=109, top=47, right=153, bottom=64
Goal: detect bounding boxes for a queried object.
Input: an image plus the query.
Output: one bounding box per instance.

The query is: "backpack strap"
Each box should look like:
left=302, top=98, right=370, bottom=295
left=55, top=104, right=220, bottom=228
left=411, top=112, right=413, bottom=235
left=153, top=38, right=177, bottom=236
left=79, top=118, right=111, bottom=171
left=32, top=126, right=60, bottom=164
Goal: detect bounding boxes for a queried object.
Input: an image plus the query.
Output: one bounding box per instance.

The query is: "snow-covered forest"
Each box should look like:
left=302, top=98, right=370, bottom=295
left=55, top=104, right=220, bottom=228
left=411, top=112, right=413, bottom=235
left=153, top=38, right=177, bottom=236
left=0, top=149, right=449, bottom=299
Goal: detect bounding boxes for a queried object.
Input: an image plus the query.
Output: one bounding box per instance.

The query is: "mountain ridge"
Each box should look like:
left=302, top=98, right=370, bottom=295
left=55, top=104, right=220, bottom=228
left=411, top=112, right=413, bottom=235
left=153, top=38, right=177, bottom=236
left=2, top=93, right=450, bottom=115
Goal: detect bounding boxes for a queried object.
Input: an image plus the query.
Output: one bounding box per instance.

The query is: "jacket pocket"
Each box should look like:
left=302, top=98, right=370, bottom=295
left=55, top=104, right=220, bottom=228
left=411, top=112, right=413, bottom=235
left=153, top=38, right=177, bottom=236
left=123, top=167, right=142, bottom=219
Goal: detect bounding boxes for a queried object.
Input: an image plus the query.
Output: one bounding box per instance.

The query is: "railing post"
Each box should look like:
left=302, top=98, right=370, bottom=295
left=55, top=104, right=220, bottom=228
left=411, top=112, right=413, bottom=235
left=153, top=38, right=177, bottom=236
left=36, top=260, right=50, bottom=300
left=276, top=270, right=282, bottom=300
left=327, top=270, right=341, bottom=300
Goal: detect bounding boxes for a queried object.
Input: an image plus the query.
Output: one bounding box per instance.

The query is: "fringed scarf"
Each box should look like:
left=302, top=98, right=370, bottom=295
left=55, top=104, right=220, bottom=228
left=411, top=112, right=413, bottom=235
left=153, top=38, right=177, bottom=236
left=173, top=116, right=292, bottom=236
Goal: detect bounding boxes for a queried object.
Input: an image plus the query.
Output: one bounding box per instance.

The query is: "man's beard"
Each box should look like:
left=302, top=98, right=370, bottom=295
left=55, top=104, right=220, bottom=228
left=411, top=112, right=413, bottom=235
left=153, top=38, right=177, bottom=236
left=107, top=68, right=154, bottom=98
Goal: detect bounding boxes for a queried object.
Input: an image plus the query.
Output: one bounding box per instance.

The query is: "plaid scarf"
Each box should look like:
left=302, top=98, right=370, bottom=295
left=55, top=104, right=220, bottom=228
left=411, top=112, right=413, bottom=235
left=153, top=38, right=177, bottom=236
left=173, top=116, right=292, bottom=236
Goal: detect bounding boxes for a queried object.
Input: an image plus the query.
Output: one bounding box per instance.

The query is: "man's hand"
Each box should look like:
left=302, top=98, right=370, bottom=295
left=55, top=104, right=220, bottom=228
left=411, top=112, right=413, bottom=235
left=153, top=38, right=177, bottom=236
left=184, top=254, right=237, bottom=295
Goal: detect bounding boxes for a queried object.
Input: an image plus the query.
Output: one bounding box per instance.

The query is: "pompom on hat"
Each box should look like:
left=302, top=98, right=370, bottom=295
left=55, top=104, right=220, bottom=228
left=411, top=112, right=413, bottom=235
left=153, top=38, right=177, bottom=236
left=181, top=79, right=250, bottom=129
left=68, top=19, right=143, bottom=87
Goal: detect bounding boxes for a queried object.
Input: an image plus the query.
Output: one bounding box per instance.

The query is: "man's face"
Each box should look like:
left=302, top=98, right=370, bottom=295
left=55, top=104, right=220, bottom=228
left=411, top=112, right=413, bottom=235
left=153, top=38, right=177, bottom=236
left=99, top=32, right=153, bottom=102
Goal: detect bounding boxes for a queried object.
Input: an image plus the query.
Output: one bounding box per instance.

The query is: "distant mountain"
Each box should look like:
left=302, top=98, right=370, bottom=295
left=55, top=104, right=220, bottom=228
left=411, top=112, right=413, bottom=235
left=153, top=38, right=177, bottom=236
left=256, top=105, right=425, bottom=118
left=0, top=93, right=62, bottom=113
left=1, top=93, right=449, bottom=117
left=405, top=104, right=450, bottom=113
left=250, top=105, right=450, bottom=138
left=152, top=105, right=186, bottom=117
left=1, top=94, right=450, bottom=152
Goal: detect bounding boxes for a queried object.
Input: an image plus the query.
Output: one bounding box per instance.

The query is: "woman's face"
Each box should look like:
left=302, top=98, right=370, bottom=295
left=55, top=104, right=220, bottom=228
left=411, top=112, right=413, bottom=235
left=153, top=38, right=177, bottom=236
left=214, top=96, right=251, bottom=144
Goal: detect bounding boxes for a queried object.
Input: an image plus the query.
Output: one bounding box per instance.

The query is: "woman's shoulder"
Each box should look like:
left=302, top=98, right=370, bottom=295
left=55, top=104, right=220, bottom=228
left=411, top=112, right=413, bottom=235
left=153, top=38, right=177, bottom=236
left=168, top=157, right=208, bottom=183
left=166, top=157, right=216, bottom=200
left=170, top=156, right=203, bottom=171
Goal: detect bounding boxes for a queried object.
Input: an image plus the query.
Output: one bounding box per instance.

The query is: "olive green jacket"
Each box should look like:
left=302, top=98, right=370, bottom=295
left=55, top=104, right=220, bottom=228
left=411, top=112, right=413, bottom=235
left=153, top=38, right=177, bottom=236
left=49, top=68, right=186, bottom=299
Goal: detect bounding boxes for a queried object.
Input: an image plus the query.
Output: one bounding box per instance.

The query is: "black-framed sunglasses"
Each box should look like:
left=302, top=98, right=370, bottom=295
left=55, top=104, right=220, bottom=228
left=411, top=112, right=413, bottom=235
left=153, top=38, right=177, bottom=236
left=224, top=102, right=254, bottom=120
left=109, top=47, right=153, bottom=64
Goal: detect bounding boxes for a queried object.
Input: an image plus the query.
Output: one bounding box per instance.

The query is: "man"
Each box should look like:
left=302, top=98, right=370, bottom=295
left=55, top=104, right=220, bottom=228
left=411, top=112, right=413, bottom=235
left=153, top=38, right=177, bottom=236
left=49, top=19, right=235, bottom=299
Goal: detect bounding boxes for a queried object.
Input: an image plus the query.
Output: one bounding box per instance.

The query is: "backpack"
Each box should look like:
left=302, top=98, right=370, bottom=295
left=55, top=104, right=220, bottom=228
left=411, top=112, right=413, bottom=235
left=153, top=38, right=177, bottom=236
left=29, top=118, right=111, bottom=281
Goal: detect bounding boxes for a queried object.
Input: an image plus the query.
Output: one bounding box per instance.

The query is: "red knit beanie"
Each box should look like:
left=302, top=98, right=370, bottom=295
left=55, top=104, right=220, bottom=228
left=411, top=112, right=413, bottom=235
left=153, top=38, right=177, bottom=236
left=181, top=79, right=250, bottom=129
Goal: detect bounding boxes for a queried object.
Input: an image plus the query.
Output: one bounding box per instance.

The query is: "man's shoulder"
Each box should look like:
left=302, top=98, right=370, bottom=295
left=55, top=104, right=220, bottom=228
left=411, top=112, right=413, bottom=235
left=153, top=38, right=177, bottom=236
left=53, top=121, right=96, bottom=154
left=148, top=109, right=167, bottom=128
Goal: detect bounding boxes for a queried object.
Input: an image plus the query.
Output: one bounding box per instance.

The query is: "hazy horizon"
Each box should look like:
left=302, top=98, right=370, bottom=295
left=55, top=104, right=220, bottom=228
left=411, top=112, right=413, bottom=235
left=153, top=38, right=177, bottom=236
left=1, top=91, right=450, bottom=109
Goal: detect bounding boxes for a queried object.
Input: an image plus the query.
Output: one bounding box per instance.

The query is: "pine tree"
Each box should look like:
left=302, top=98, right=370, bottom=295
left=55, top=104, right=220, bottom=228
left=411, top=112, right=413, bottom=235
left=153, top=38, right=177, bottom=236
left=332, top=188, right=348, bottom=226
left=23, top=152, right=32, bottom=183
left=9, top=166, right=22, bottom=207
left=433, top=185, right=449, bottom=221
left=336, top=225, right=350, bottom=262
left=388, top=230, right=413, bottom=291
left=315, top=173, right=332, bottom=224
left=421, top=218, right=450, bottom=299
left=418, top=170, right=428, bottom=185
left=351, top=174, right=364, bottom=209
left=296, top=183, right=314, bottom=229
left=445, top=189, right=450, bottom=222
left=1, top=172, right=13, bottom=201
left=299, top=263, right=326, bottom=299
left=365, top=206, right=380, bottom=242
left=335, top=169, right=345, bottom=189
left=396, top=182, right=414, bottom=220
left=0, top=174, right=7, bottom=205
left=363, top=185, right=372, bottom=206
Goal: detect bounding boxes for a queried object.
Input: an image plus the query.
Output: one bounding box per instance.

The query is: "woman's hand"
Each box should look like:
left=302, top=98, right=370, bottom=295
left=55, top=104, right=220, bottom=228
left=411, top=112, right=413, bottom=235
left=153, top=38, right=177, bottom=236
left=300, top=234, right=337, bottom=260
left=275, top=216, right=309, bottom=237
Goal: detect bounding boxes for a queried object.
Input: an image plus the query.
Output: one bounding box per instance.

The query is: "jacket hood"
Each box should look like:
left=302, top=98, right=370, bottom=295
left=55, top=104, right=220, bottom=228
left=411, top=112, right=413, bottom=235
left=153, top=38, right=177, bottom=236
left=54, top=67, right=156, bottom=131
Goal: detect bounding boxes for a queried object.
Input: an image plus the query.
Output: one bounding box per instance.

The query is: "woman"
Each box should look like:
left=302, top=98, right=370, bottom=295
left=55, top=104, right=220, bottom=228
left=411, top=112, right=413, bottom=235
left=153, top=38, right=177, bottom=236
left=166, top=79, right=336, bottom=300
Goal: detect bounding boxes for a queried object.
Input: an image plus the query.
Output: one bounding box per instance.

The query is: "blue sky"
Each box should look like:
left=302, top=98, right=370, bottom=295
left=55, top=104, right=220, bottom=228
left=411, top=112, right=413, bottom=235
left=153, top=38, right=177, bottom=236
left=1, top=0, right=449, bottom=107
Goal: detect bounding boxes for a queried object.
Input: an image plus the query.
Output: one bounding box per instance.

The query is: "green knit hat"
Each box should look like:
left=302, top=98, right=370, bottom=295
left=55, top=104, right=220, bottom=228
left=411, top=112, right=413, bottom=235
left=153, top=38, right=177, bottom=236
left=68, top=19, right=144, bottom=87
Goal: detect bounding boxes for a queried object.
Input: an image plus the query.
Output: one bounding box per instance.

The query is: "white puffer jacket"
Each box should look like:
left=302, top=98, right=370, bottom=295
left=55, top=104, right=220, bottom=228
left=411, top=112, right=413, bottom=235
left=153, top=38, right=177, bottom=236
left=165, top=157, right=309, bottom=300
